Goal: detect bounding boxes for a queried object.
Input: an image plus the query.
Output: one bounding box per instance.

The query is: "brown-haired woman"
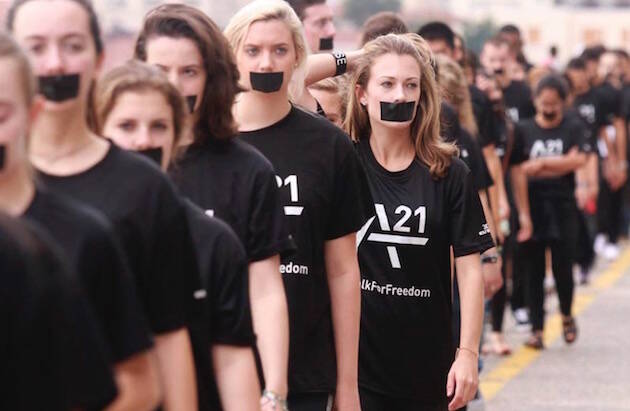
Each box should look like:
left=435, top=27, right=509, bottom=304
left=0, top=31, right=160, bottom=411
left=134, top=4, right=292, bottom=409
left=345, top=33, right=491, bottom=410
left=93, top=59, right=263, bottom=411
left=7, top=1, right=198, bottom=409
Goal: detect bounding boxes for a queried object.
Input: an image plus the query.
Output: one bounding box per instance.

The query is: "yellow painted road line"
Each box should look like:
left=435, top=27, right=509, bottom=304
left=479, top=248, right=630, bottom=401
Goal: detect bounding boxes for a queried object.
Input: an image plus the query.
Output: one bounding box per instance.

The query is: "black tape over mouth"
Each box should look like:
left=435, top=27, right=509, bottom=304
left=38, top=74, right=80, bottom=102
left=186, top=95, right=197, bottom=113
left=0, top=145, right=5, bottom=171
left=319, top=37, right=334, bottom=51
left=250, top=72, right=284, bottom=93
left=137, top=147, right=163, bottom=166
left=380, top=101, right=416, bottom=122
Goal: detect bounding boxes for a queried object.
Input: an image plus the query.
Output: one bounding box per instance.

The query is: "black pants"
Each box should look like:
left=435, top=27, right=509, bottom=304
left=521, top=205, right=578, bottom=332
left=490, top=235, right=513, bottom=332
left=288, top=392, right=332, bottom=411
left=575, top=210, right=596, bottom=271
left=359, top=387, right=447, bottom=411
left=598, top=177, right=624, bottom=244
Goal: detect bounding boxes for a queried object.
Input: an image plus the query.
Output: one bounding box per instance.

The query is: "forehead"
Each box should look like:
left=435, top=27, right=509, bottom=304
left=243, top=19, right=293, bottom=45
left=537, top=88, right=562, bottom=100
left=12, top=0, right=91, bottom=39
left=370, top=53, right=420, bottom=78
left=146, top=36, right=203, bottom=65
left=303, top=3, right=333, bottom=20
left=110, top=90, right=172, bottom=117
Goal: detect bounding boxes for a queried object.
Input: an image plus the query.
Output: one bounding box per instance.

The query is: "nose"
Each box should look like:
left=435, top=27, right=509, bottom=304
left=42, top=45, right=64, bottom=76
left=258, top=50, right=273, bottom=72
left=167, top=70, right=182, bottom=92
left=326, top=20, right=336, bottom=38
left=393, top=83, right=406, bottom=103
left=133, top=126, right=152, bottom=150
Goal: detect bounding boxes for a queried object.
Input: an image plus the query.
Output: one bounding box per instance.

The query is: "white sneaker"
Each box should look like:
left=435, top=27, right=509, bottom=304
left=594, top=234, right=607, bottom=255
left=513, top=308, right=531, bottom=332
left=603, top=243, right=620, bottom=261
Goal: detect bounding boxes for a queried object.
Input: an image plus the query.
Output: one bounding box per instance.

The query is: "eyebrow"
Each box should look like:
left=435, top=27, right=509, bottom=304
left=377, top=76, right=420, bottom=81
left=24, top=32, right=87, bottom=42
left=243, top=42, right=290, bottom=48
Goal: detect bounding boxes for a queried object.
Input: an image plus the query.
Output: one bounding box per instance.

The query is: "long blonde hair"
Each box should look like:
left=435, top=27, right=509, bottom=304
left=435, top=54, right=478, bottom=137
left=224, top=0, right=308, bottom=102
left=344, top=33, right=457, bottom=179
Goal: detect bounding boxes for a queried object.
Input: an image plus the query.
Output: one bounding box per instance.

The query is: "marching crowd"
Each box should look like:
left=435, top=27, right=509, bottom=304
left=1, top=0, right=629, bottom=410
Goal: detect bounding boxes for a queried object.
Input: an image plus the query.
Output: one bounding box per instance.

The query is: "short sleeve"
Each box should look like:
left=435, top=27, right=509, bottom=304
left=568, top=118, right=593, bottom=154
left=147, top=180, right=198, bottom=333
left=326, top=137, right=374, bottom=240
left=448, top=160, right=495, bottom=257
left=247, top=165, right=295, bottom=261
left=78, top=220, right=153, bottom=362
left=209, top=226, right=256, bottom=346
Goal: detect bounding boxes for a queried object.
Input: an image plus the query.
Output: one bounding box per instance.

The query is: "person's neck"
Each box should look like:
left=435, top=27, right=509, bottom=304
left=369, top=123, right=415, bottom=172
left=535, top=113, right=563, bottom=129
left=0, top=163, right=35, bottom=216
left=234, top=90, right=292, bottom=132
left=498, top=75, right=512, bottom=89
left=31, top=107, right=91, bottom=156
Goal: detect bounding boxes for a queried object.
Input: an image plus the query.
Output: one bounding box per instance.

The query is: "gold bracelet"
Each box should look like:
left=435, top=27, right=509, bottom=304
left=456, top=347, right=479, bottom=359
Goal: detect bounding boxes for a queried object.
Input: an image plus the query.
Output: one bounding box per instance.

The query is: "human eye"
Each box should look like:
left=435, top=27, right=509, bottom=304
left=275, top=46, right=288, bottom=56
left=151, top=121, right=168, bottom=132
left=244, top=46, right=259, bottom=57
left=380, top=80, right=393, bottom=88
left=117, top=120, right=135, bottom=132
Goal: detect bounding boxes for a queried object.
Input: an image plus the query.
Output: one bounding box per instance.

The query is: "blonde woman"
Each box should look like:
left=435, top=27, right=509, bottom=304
left=225, top=1, right=372, bottom=409
left=344, top=34, right=491, bottom=411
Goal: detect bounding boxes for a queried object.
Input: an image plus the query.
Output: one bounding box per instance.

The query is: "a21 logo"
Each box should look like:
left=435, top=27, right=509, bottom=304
left=358, top=203, right=429, bottom=269
left=276, top=174, right=303, bottom=216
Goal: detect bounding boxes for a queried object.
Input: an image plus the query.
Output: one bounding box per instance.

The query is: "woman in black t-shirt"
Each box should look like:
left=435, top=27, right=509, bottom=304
left=345, top=34, right=492, bottom=411
left=0, top=215, right=117, bottom=411
left=225, top=1, right=370, bottom=409
left=134, top=9, right=291, bottom=408
left=93, top=60, right=262, bottom=411
left=0, top=32, right=159, bottom=410
left=510, top=75, right=590, bottom=349
left=7, top=1, right=198, bottom=408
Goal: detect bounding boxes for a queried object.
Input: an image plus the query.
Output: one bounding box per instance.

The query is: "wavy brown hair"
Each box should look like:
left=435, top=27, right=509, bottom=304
left=435, top=54, right=478, bottom=137
left=344, top=33, right=457, bottom=179
left=135, top=3, right=240, bottom=143
left=92, top=60, right=187, bottom=163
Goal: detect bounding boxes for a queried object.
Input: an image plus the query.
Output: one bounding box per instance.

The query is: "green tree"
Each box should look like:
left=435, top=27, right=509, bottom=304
left=344, top=0, right=401, bottom=27
left=463, top=18, right=498, bottom=54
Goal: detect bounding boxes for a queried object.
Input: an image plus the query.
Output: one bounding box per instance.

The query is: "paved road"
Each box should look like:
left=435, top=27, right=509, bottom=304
left=476, top=247, right=630, bottom=411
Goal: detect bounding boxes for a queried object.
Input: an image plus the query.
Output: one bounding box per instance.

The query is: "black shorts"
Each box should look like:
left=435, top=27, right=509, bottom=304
left=359, top=387, right=447, bottom=411
left=287, top=392, right=333, bottom=411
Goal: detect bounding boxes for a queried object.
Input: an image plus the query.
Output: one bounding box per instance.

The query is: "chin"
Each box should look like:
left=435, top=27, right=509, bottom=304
left=381, top=119, right=413, bottom=129
left=42, top=98, right=80, bottom=112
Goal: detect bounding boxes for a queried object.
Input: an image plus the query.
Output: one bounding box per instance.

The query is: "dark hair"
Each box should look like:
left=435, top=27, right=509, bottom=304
left=535, top=74, right=568, bottom=101
left=613, top=48, right=629, bottom=60
left=566, top=57, right=586, bottom=71
left=499, top=24, right=520, bottom=36
left=135, top=3, right=240, bottom=142
left=6, top=0, right=103, bottom=55
left=286, top=0, right=326, bottom=20
left=581, top=45, right=606, bottom=62
left=360, top=12, right=408, bottom=46
left=462, top=49, right=480, bottom=77
left=550, top=45, right=557, bottom=57
left=417, top=21, right=455, bottom=50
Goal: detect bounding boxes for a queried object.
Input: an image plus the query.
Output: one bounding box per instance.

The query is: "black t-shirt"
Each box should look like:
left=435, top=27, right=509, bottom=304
left=454, top=128, right=493, bottom=191
left=38, top=143, right=195, bottom=335
left=355, top=138, right=493, bottom=403
left=183, top=199, right=256, bottom=411
left=240, top=105, right=372, bottom=393
left=621, top=83, right=630, bottom=121
left=595, top=82, right=623, bottom=125
left=503, top=80, right=536, bottom=123
left=511, top=116, right=591, bottom=202
left=0, top=220, right=117, bottom=411
left=572, top=88, right=606, bottom=147
left=24, top=188, right=153, bottom=363
left=470, top=84, right=499, bottom=147
left=171, top=138, right=293, bottom=262
left=440, top=102, right=460, bottom=142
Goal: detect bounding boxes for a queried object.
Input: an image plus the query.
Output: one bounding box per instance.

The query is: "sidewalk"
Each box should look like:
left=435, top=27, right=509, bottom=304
left=479, top=248, right=630, bottom=411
